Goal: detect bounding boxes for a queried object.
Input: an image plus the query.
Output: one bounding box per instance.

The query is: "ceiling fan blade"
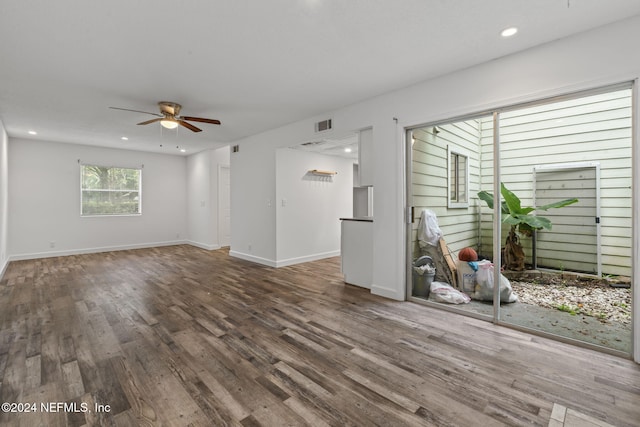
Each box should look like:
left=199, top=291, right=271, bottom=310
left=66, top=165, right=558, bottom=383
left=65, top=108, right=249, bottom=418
left=178, top=120, right=202, bottom=132
left=137, top=118, right=163, bottom=125
left=180, top=116, right=221, bottom=125
left=109, top=106, right=162, bottom=117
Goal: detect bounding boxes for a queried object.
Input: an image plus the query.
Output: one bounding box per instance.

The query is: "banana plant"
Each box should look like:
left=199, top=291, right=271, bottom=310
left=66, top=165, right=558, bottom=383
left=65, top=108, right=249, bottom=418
left=477, top=183, right=578, bottom=270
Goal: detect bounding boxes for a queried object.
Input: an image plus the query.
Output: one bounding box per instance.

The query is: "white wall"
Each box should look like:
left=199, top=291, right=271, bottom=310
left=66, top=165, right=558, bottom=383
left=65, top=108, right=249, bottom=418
left=230, top=16, right=640, bottom=359
left=187, top=146, right=230, bottom=250
left=0, top=119, right=8, bottom=275
left=8, top=138, right=188, bottom=258
left=230, top=121, right=309, bottom=266
left=187, top=150, right=213, bottom=248
left=275, top=148, right=353, bottom=266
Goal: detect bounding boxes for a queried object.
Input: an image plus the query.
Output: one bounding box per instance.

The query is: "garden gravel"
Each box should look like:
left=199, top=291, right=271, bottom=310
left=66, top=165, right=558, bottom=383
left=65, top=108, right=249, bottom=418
left=510, top=279, right=631, bottom=324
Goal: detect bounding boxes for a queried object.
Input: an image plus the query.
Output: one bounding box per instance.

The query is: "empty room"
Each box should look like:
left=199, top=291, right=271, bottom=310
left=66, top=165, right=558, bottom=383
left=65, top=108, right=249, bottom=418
left=1, top=1, right=640, bottom=426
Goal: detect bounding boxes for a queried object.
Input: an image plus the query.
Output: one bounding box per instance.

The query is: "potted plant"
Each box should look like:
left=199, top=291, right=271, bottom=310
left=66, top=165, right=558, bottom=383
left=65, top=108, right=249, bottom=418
left=477, top=183, right=578, bottom=271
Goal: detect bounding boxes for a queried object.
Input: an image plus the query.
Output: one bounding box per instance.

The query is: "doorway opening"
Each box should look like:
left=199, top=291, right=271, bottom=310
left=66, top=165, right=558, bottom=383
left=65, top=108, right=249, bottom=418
left=218, top=164, right=231, bottom=247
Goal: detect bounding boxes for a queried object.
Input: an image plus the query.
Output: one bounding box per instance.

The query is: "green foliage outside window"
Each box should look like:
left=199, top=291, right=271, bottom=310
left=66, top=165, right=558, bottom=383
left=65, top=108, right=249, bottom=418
left=81, top=165, right=141, bottom=215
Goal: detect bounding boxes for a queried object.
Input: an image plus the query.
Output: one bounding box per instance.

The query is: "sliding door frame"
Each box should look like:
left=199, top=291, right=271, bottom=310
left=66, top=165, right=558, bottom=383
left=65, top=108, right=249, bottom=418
left=405, top=80, right=637, bottom=361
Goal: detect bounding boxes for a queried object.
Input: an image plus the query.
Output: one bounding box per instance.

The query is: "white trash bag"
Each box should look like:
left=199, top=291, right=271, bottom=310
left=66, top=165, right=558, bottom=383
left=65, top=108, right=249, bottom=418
left=429, top=281, right=471, bottom=304
left=473, top=260, right=518, bottom=303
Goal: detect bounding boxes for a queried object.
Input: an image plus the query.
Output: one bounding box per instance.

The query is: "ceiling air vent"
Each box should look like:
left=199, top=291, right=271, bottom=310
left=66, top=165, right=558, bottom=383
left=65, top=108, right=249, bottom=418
left=315, top=119, right=332, bottom=133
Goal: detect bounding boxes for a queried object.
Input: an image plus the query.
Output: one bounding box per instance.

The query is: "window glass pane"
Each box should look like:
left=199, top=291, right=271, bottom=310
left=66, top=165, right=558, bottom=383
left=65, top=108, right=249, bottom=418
left=81, top=165, right=141, bottom=215
left=458, top=155, right=467, bottom=202
left=496, top=86, right=633, bottom=354
left=449, top=151, right=468, bottom=204
left=450, top=154, right=457, bottom=201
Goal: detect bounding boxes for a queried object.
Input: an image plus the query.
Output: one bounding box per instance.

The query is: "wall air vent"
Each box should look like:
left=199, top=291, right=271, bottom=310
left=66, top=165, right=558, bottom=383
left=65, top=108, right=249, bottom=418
left=315, top=119, right=332, bottom=133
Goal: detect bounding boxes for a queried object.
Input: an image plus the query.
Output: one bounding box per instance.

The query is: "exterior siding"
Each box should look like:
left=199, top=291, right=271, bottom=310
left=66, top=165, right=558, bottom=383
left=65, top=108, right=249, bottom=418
left=478, top=88, right=632, bottom=276
left=411, top=120, right=483, bottom=258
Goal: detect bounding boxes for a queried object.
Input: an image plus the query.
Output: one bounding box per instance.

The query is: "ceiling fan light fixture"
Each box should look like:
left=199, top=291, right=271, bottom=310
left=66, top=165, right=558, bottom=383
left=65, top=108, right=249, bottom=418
left=111, top=102, right=219, bottom=132
left=160, top=118, right=179, bottom=129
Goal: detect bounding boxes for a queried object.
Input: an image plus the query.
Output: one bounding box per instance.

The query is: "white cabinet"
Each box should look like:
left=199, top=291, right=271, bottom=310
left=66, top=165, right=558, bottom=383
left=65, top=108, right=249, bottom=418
left=358, top=128, right=373, bottom=187
left=341, top=219, right=373, bottom=289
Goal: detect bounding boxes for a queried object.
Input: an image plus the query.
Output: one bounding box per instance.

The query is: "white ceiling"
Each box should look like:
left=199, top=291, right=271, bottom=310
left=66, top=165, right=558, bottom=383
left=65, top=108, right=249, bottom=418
left=1, top=0, right=640, bottom=156
left=291, top=133, right=359, bottom=161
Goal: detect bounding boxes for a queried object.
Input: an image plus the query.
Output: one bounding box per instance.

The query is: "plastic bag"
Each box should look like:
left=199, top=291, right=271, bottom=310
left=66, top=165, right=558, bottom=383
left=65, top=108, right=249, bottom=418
left=429, top=281, right=471, bottom=304
left=413, top=263, right=435, bottom=275
left=417, top=209, right=443, bottom=248
left=473, top=260, right=518, bottom=303
left=475, top=261, right=495, bottom=300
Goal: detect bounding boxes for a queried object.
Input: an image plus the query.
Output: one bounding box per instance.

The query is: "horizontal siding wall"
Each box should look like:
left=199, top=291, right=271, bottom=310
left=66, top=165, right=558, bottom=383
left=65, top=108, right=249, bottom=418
left=411, top=120, right=483, bottom=258
left=478, top=118, right=497, bottom=259
left=478, top=88, right=632, bottom=276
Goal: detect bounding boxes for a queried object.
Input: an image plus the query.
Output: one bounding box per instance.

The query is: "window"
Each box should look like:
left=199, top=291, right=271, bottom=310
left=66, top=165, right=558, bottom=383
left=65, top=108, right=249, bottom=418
left=81, top=164, right=141, bottom=216
left=448, top=147, right=468, bottom=208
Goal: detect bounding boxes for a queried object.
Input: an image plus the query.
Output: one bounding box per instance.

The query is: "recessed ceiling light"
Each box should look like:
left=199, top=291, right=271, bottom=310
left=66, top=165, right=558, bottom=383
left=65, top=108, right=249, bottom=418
left=501, top=27, right=518, bottom=37
left=344, top=147, right=352, bottom=153
left=180, top=149, right=186, bottom=153
left=121, top=136, right=129, bottom=140
left=28, top=130, right=37, bottom=135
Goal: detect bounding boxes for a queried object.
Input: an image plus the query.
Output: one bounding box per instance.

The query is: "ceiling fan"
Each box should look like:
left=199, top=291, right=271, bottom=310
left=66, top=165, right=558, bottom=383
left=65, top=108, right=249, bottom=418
left=109, top=101, right=221, bottom=132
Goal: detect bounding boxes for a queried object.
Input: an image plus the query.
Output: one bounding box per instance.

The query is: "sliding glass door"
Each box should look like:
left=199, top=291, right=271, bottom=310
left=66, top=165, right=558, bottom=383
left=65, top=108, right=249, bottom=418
left=407, top=114, right=495, bottom=320
left=407, top=83, right=633, bottom=356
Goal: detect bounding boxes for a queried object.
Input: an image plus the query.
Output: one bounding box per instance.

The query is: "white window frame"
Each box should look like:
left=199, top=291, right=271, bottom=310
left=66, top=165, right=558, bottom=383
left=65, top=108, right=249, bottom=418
left=447, top=146, right=469, bottom=208
left=80, top=164, right=142, bottom=216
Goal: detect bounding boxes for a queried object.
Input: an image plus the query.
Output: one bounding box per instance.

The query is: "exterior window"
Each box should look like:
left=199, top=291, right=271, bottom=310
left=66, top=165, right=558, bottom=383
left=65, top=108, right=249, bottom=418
left=448, top=147, right=468, bottom=208
left=81, top=164, right=141, bottom=216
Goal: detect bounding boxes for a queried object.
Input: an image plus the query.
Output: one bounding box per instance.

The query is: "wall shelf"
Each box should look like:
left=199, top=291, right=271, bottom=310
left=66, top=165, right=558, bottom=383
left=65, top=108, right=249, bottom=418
left=309, top=169, right=337, bottom=176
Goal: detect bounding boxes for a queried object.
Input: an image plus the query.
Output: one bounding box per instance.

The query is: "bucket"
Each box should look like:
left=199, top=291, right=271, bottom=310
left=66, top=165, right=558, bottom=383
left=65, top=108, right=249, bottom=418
left=412, top=256, right=435, bottom=298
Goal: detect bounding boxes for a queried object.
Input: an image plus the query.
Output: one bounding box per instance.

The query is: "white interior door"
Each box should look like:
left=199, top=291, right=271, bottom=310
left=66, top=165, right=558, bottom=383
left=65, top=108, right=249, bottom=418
left=218, top=165, right=231, bottom=247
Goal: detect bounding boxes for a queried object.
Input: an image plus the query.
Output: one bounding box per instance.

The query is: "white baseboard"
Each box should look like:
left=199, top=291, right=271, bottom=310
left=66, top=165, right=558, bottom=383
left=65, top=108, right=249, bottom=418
left=275, top=250, right=340, bottom=268
left=228, top=250, right=277, bottom=267
left=8, top=240, right=188, bottom=262
left=187, top=240, right=221, bottom=251
left=229, top=250, right=341, bottom=268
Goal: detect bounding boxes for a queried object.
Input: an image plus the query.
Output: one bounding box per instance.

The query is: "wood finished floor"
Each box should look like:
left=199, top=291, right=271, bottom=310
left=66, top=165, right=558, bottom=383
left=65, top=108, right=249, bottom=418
left=0, top=245, right=638, bottom=427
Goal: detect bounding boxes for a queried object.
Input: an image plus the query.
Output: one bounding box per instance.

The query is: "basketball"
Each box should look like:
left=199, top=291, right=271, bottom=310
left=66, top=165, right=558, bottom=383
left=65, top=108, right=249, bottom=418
left=458, top=247, right=478, bottom=262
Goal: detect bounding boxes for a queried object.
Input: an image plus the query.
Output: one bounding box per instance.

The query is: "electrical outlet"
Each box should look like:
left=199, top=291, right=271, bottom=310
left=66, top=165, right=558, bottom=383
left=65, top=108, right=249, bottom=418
left=49, top=241, right=55, bottom=248
left=248, top=244, right=252, bottom=252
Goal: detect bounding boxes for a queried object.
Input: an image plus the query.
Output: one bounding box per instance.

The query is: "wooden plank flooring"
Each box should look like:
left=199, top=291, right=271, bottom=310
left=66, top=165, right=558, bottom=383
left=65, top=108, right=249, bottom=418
left=0, top=245, right=638, bottom=426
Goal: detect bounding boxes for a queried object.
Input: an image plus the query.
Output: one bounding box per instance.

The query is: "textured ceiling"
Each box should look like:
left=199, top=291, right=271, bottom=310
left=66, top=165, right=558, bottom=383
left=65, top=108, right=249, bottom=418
left=1, top=0, right=640, bottom=156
